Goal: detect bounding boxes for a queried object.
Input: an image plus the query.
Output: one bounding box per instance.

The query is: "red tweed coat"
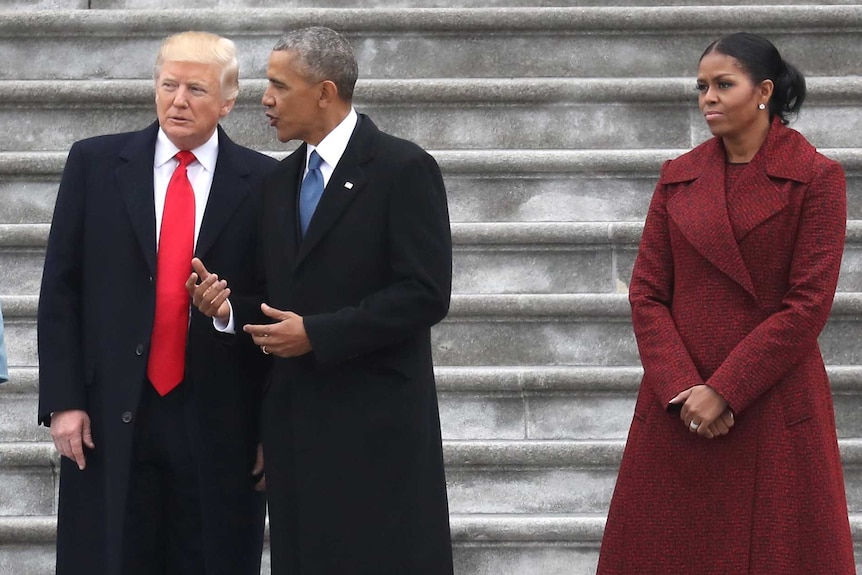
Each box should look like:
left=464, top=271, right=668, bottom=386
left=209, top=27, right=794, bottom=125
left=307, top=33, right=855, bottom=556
left=597, top=120, right=855, bottom=574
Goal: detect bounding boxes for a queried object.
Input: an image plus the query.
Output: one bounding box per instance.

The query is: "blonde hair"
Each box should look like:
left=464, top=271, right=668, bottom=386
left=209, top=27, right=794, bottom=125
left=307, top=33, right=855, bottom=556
left=154, top=31, right=239, bottom=100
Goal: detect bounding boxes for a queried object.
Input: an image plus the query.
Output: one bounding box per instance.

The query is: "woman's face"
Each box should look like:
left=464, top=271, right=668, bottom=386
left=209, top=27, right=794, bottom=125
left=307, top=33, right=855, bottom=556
left=696, top=51, right=771, bottom=140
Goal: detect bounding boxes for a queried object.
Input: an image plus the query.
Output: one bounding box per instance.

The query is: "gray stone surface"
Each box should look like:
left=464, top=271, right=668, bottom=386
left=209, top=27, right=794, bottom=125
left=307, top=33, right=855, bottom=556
left=1, top=318, right=36, bottom=368
left=90, top=0, right=862, bottom=7
left=0, top=395, right=50, bottom=442
left=0, top=544, right=55, bottom=575
left=1, top=8, right=861, bottom=79
left=2, top=149, right=861, bottom=224
left=1, top=77, right=860, bottom=151
left=0, top=0, right=85, bottom=8
left=0, top=102, right=694, bottom=151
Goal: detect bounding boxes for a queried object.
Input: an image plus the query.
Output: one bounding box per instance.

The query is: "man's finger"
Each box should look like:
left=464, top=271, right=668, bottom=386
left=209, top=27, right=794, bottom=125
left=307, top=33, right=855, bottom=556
left=209, top=288, right=230, bottom=309
left=191, top=257, right=210, bottom=279
left=82, top=421, right=95, bottom=449
left=69, top=437, right=86, bottom=470
left=260, top=303, right=289, bottom=320
left=243, top=323, right=270, bottom=337
left=185, top=273, right=198, bottom=295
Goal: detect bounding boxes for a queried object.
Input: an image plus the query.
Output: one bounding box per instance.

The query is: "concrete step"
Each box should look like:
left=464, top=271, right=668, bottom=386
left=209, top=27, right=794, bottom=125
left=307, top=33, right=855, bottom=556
left=1, top=78, right=860, bottom=151
left=1, top=512, right=861, bottom=575
left=7, top=364, right=862, bottom=444
left=3, top=450, right=862, bottom=573
left=7, top=0, right=852, bottom=10
left=6, top=293, right=862, bottom=369
left=2, top=149, right=861, bottom=227
left=6, top=219, right=862, bottom=295
left=3, top=149, right=861, bottom=226
left=5, top=439, right=862, bottom=517
left=5, top=0, right=858, bottom=9
left=0, top=7, right=860, bottom=80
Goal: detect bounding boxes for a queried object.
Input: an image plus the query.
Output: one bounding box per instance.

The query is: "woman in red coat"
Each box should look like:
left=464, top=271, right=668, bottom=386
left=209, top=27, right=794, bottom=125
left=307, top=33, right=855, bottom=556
left=597, top=33, right=855, bottom=573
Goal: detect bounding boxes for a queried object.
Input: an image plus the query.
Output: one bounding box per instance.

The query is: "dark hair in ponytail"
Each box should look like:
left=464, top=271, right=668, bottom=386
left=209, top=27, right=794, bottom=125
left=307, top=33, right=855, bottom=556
left=700, top=32, right=806, bottom=125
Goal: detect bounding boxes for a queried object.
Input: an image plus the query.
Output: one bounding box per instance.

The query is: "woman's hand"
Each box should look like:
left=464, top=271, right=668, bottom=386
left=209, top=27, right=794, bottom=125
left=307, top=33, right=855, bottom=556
left=670, top=385, right=731, bottom=438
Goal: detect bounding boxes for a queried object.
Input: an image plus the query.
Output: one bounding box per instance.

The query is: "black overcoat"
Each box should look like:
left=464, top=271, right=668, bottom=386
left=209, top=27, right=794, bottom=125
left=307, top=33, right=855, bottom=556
left=37, top=122, right=277, bottom=575
left=233, top=115, right=455, bottom=574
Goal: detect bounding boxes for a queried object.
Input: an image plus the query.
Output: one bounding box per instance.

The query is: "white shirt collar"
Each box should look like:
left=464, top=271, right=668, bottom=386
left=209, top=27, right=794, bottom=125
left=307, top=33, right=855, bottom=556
left=155, top=127, right=219, bottom=172
left=307, top=108, right=358, bottom=170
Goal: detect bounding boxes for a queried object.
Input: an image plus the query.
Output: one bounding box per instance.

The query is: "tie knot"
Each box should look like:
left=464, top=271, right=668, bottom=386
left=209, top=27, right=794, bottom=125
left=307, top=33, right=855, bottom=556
left=175, top=151, right=196, bottom=168
left=308, top=150, right=323, bottom=171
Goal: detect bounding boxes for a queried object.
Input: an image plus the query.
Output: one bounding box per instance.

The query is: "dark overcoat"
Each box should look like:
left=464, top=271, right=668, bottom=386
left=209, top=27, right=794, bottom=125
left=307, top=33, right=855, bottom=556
left=597, top=120, right=856, bottom=574
left=233, top=115, right=454, bottom=574
left=37, top=122, right=277, bottom=575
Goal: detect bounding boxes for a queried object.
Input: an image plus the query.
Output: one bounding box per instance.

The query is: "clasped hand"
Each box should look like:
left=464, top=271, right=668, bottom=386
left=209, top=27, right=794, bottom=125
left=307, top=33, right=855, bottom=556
left=670, top=385, right=735, bottom=439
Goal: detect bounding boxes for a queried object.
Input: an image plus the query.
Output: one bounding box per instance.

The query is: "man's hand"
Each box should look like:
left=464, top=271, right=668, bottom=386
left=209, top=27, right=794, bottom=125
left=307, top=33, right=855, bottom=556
left=670, top=385, right=731, bottom=439
left=50, top=409, right=95, bottom=470
left=251, top=443, right=265, bottom=492
left=185, top=258, right=230, bottom=321
left=243, top=304, right=312, bottom=358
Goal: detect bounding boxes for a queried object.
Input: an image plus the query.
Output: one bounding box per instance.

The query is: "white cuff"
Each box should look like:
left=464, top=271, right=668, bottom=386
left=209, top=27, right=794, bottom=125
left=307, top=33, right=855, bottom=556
left=213, top=300, right=236, bottom=334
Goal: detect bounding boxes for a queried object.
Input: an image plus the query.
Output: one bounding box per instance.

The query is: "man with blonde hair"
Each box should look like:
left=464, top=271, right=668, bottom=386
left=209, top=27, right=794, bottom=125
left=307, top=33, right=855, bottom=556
left=38, top=31, right=276, bottom=574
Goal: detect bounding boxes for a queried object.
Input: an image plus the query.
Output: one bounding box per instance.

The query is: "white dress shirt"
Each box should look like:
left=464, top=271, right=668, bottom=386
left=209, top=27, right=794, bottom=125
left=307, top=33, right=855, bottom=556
left=305, top=107, right=358, bottom=188
left=215, top=108, right=359, bottom=335
left=154, top=128, right=219, bottom=250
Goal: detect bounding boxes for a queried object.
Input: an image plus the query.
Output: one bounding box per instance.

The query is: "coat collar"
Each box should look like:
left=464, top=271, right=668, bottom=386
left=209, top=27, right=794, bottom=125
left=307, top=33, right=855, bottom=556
left=117, top=121, right=159, bottom=276
left=278, top=114, right=375, bottom=267
left=297, top=114, right=373, bottom=263
left=663, top=119, right=817, bottom=299
left=194, top=125, right=253, bottom=260
left=116, top=122, right=251, bottom=274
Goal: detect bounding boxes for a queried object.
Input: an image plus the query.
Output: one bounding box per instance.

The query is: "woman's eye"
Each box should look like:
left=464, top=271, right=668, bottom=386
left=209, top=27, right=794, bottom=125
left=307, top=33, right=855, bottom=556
left=695, top=83, right=707, bottom=92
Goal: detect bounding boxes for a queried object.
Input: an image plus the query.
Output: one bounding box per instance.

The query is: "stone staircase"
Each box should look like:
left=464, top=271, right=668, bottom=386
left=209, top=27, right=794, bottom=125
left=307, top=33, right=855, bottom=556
left=1, top=3, right=861, bottom=574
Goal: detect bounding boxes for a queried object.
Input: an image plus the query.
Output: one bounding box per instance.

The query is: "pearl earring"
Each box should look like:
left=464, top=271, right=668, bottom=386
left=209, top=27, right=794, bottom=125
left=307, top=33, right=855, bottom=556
left=758, top=103, right=766, bottom=110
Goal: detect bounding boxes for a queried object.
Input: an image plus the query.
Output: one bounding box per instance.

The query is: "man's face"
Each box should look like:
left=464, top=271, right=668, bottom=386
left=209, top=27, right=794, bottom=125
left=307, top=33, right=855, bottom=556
left=155, top=60, right=234, bottom=150
left=262, top=50, right=327, bottom=145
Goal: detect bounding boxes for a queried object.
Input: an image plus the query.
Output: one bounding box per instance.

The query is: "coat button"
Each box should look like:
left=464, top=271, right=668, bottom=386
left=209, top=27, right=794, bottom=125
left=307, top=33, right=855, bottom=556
left=135, top=344, right=144, bottom=356
left=121, top=411, right=133, bottom=424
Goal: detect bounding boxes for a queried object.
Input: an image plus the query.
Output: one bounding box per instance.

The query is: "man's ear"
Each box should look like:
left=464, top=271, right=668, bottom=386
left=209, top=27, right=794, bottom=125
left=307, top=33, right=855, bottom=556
left=318, top=80, right=339, bottom=108
left=220, top=98, right=237, bottom=118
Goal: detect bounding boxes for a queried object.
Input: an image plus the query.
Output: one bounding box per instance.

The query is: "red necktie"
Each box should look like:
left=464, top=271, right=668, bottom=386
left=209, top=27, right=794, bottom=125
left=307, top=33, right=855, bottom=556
left=148, top=151, right=196, bottom=396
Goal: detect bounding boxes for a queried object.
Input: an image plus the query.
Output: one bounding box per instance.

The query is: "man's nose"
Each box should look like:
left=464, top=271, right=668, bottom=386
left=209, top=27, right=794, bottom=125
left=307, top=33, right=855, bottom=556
left=173, top=86, right=190, bottom=108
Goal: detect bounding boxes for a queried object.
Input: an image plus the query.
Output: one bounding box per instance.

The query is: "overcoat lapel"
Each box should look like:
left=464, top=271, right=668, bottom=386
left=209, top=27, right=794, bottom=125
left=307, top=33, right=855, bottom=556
left=195, top=127, right=253, bottom=260
left=665, top=139, right=757, bottom=298
left=725, top=160, right=787, bottom=242
left=730, top=120, right=815, bottom=241
left=116, top=122, right=159, bottom=276
left=296, top=116, right=373, bottom=266
left=273, top=146, right=304, bottom=265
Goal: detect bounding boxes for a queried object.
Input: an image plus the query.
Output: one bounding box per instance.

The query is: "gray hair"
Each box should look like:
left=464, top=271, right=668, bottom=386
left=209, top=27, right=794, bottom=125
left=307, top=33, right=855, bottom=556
left=273, top=27, right=358, bottom=101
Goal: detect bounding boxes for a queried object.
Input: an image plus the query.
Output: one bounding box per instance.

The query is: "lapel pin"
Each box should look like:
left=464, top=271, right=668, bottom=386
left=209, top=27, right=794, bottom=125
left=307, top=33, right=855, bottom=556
left=344, top=181, right=354, bottom=190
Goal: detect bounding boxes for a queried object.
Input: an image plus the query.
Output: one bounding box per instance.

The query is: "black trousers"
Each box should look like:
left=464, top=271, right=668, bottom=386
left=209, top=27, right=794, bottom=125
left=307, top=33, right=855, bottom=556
left=122, top=382, right=205, bottom=575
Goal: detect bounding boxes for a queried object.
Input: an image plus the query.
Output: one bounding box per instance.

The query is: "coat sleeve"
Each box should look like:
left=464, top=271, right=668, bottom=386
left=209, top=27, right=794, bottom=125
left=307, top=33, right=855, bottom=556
left=629, top=164, right=706, bottom=408
left=302, top=150, right=453, bottom=366
left=37, top=143, right=88, bottom=424
left=707, top=159, right=846, bottom=414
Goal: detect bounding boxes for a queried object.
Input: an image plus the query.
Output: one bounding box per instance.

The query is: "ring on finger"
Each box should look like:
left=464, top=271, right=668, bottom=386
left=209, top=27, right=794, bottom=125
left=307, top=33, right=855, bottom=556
left=689, top=420, right=700, bottom=431
left=262, top=345, right=270, bottom=355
